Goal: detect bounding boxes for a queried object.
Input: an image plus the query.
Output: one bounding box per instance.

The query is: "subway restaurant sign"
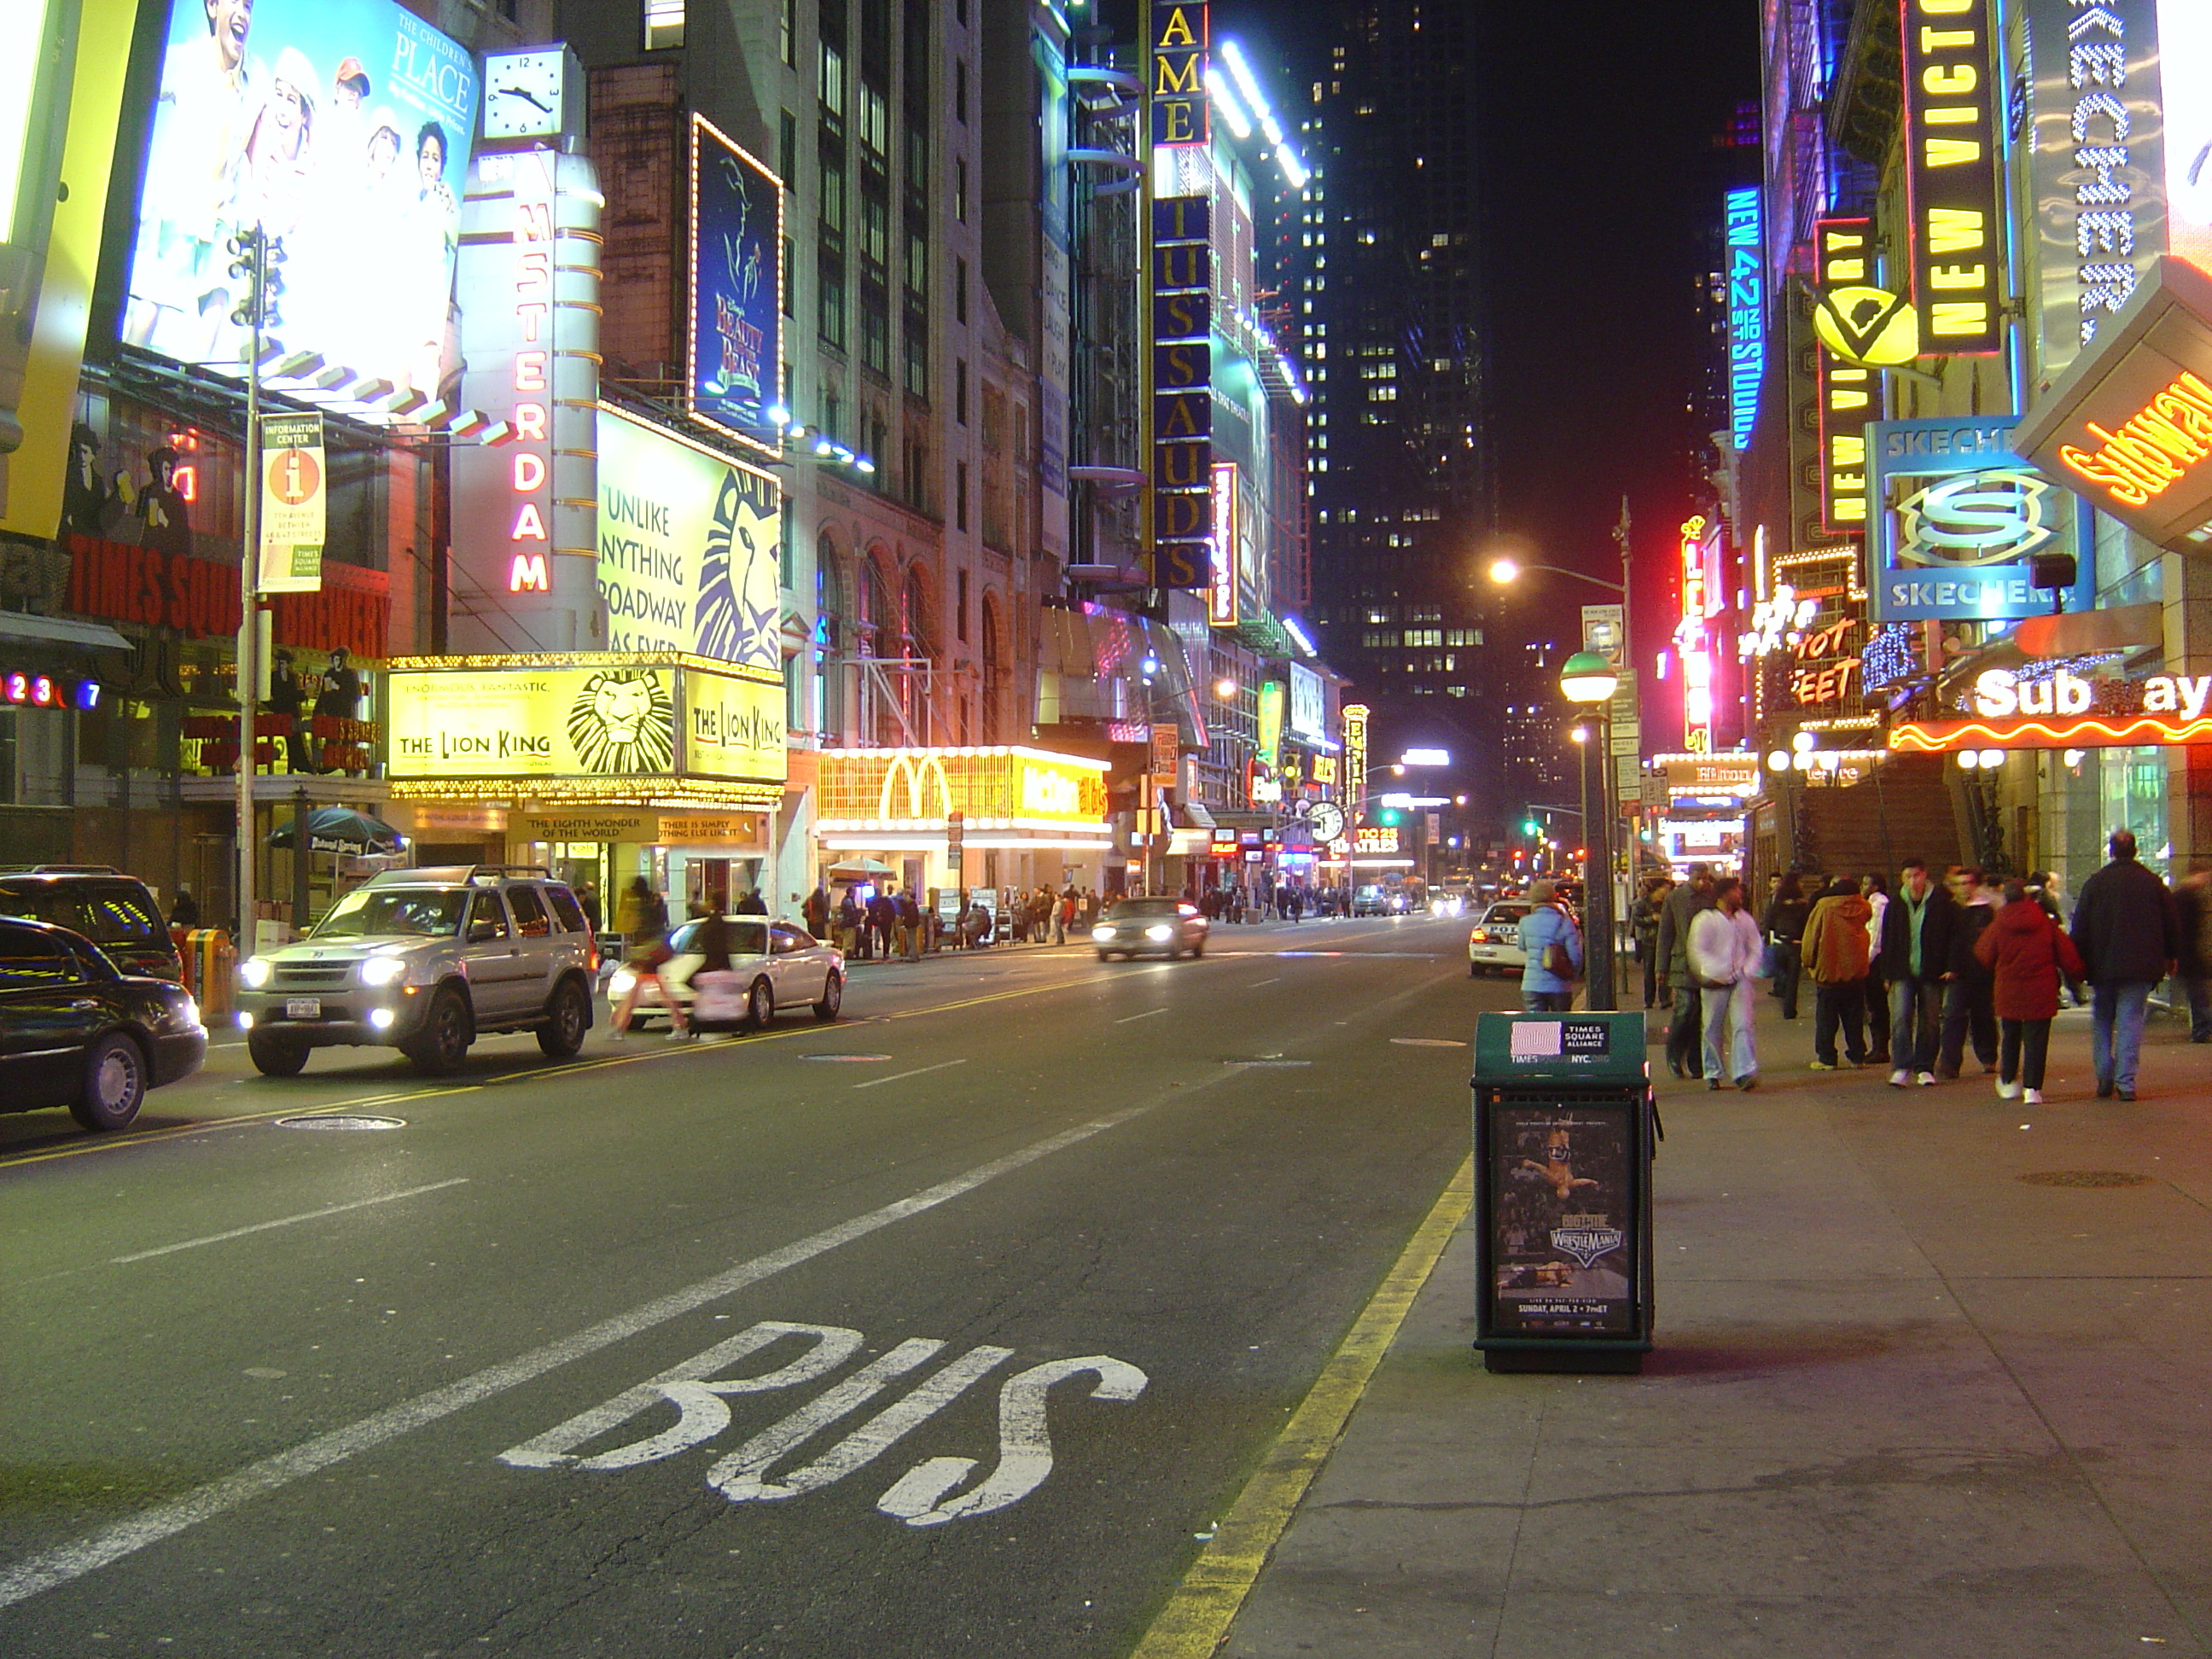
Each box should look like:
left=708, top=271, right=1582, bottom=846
left=385, top=653, right=785, bottom=795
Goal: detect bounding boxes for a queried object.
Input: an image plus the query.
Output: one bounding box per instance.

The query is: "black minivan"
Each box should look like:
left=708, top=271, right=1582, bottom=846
left=0, top=867, right=183, bottom=981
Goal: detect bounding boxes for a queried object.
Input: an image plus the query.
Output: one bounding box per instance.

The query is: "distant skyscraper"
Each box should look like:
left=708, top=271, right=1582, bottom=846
left=1287, top=0, right=1492, bottom=769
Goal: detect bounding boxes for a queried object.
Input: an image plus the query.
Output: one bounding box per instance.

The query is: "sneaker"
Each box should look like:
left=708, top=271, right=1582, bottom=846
left=2096, top=1080, right=2115, bottom=1099
left=1889, top=1069, right=1910, bottom=1087
left=1917, top=1072, right=1937, bottom=1086
left=2118, top=1087, right=2137, bottom=1102
left=2023, top=1088, right=2044, bottom=1105
left=1736, top=1074, right=1758, bottom=1091
left=1708, top=1078, right=1721, bottom=1091
left=666, top=1027, right=691, bottom=1042
left=1809, top=1059, right=1837, bottom=1071
left=1995, top=1078, right=2021, bottom=1099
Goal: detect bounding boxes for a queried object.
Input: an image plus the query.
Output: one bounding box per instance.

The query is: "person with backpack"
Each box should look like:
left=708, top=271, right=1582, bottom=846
left=1515, top=877, right=1583, bottom=1013
left=1689, top=875, right=1765, bottom=1089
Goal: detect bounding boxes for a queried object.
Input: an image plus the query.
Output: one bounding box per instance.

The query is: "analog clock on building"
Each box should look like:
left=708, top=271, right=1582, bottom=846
left=1308, top=801, right=1346, bottom=843
left=483, top=50, right=567, bottom=140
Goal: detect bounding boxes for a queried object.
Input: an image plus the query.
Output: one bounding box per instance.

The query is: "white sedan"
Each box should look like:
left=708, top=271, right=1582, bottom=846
left=1466, top=900, right=1533, bottom=977
left=607, top=917, right=846, bottom=1029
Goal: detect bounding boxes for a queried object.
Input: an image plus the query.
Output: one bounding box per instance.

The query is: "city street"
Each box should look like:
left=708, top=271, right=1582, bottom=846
left=2, top=915, right=1478, bottom=1657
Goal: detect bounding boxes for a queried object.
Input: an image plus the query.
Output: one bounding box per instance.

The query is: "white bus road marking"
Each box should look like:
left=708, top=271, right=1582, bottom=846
left=0, top=1112, right=1140, bottom=1612
left=1115, top=1008, right=1169, bottom=1023
left=108, top=1179, right=472, bottom=1264
left=851, top=1058, right=969, bottom=1091
left=498, top=1318, right=1143, bottom=1527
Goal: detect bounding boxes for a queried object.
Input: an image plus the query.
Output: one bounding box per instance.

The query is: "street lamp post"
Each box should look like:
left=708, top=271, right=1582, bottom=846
left=1560, top=650, right=1620, bottom=1010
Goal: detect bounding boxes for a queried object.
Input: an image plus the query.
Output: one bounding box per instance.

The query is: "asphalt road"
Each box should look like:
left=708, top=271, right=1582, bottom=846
left=3, top=914, right=1497, bottom=1657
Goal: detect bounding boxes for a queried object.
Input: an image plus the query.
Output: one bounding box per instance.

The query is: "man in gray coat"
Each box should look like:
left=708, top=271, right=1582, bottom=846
left=2069, top=829, right=2182, bottom=1100
left=1656, top=863, right=1716, bottom=1079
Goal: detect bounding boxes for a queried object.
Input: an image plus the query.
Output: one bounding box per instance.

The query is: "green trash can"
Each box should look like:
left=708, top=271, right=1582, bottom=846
left=1471, top=1010, right=1656, bottom=1373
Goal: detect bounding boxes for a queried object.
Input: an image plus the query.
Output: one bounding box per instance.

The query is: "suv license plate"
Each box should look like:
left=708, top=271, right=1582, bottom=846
left=287, top=998, right=322, bottom=1020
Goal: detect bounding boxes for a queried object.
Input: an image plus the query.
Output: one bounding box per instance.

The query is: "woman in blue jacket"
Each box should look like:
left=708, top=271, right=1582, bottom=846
left=1517, top=879, right=1584, bottom=1012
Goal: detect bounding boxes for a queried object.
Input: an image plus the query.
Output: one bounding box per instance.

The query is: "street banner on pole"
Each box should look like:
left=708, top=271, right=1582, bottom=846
left=258, top=413, right=325, bottom=593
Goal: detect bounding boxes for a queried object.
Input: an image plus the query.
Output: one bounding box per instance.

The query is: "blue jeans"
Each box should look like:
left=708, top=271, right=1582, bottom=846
left=1522, top=988, right=1572, bottom=1013
left=1889, top=976, right=1944, bottom=1074
left=2092, top=980, right=2154, bottom=1092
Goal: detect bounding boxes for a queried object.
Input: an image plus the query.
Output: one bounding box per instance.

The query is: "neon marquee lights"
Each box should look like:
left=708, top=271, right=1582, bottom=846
left=1724, top=189, right=1764, bottom=451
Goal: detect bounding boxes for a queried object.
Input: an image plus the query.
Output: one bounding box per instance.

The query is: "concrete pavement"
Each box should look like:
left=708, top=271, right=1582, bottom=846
left=1211, top=990, right=2212, bottom=1657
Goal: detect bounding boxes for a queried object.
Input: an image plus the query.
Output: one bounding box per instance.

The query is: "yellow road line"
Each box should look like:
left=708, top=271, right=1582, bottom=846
left=1127, top=1154, right=1474, bottom=1659
left=2, top=966, right=1138, bottom=1167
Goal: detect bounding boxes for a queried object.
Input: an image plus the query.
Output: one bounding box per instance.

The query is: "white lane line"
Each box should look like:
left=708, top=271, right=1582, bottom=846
left=109, top=1179, right=473, bottom=1264
left=0, top=1111, right=1138, bottom=1611
left=851, top=1058, right=970, bottom=1091
left=1115, top=1007, right=1169, bottom=1024
left=1250, top=977, right=1280, bottom=987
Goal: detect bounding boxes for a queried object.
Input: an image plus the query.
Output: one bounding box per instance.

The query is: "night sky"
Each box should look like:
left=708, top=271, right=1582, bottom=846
left=1216, top=0, right=1761, bottom=674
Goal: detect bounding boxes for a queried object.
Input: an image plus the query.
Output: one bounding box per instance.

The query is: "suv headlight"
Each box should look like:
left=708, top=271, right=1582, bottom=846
left=240, top=957, right=271, bottom=988
left=358, top=957, right=408, bottom=987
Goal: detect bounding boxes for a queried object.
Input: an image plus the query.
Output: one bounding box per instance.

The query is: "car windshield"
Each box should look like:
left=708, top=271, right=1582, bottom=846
left=1484, top=905, right=1532, bottom=923
left=312, top=888, right=468, bottom=940
left=1108, top=899, right=1181, bottom=918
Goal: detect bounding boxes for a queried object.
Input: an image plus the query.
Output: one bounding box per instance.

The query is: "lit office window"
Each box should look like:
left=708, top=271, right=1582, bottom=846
left=645, top=0, right=684, bottom=49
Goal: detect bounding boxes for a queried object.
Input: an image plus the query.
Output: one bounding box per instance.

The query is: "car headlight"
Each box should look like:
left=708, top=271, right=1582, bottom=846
left=239, top=957, right=271, bottom=988
left=608, top=969, right=636, bottom=995
left=358, top=957, right=408, bottom=987
left=1092, top=925, right=1117, bottom=940
left=1145, top=924, right=1173, bottom=940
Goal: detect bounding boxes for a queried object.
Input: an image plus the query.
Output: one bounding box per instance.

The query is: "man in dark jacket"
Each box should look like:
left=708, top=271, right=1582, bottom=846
left=2070, top=830, right=2183, bottom=1099
left=1877, top=859, right=1959, bottom=1086
left=1656, top=864, right=1715, bottom=1078
left=2174, top=860, right=2212, bottom=1042
left=1936, top=866, right=2000, bottom=1078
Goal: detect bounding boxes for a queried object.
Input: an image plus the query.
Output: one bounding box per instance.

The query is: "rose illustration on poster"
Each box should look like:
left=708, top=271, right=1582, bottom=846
left=122, top=0, right=479, bottom=407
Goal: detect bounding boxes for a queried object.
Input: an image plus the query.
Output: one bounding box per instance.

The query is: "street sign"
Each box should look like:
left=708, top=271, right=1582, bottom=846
left=946, top=808, right=964, bottom=875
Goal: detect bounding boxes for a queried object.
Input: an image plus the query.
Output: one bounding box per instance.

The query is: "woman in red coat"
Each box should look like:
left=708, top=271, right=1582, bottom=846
left=1974, top=878, right=2087, bottom=1104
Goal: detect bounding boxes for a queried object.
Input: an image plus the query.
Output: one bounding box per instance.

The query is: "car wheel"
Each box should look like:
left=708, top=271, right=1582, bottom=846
left=406, top=987, right=474, bottom=1075
left=1192, top=937, right=1206, bottom=958
left=248, top=1033, right=309, bottom=1076
left=812, top=971, right=843, bottom=1022
left=72, top=1034, right=147, bottom=1132
left=536, top=977, right=590, bottom=1059
left=747, top=976, right=776, bottom=1030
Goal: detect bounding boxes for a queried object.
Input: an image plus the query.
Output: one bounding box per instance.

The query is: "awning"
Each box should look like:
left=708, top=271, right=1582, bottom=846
left=0, top=613, right=131, bottom=653
left=1937, top=602, right=2165, bottom=699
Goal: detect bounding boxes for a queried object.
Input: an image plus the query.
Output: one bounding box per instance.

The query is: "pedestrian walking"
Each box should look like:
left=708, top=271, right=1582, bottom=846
left=169, top=886, right=201, bottom=928
left=611, top=877, right=684, bottom=1040
left=1515, top=876, right=1583, bottom=1013
left=1690, top=875, right=1764, bottom=1089
left=2069, top=828, right=2183, bottom=1100
left=2032, top=870, right=2089, bottom=1005
left=1631, top=877, right=1671, bottom=1010
left=1877, top=859, right=1958, bottom=1086
left=1761, top=872, right=1811, bottom=1020
left=1800, top=876, right=1872, bottom=1070
left=1936, top=866, right=2000, bottom=1077
left=2173, top=859, right=2212, bottom=1042
left=1656, top=864, right=1717, bottom=1078
left=1860, top=873, right=1892, bottom=1062
left=1975, top=877, right=2086, bottom=1105
left=838, top=887, right=865, bottom=958
left=802, top=883, right=830, bottom=940
left=576, top=881, right=602, bottom=937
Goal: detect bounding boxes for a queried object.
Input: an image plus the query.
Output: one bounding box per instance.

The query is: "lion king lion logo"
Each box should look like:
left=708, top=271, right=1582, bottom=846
left=567, top=670, right=676, bottom=774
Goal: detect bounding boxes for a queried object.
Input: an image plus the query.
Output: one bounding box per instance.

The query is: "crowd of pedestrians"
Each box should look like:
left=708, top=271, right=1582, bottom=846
left=1622, top=830, right=2197, bottom=1102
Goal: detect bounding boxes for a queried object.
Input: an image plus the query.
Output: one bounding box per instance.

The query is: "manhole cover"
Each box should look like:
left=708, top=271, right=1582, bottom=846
left=274, top=1115, right=406, bottom=1132
left=2017, top=1170, right=2154, bottom=1188
left=1391, top=1038, right=1467, bottom=1048
left=801, top=1053, right=894, bottom=1062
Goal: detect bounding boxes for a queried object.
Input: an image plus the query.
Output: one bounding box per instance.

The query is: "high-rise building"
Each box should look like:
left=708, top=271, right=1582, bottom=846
left=1287, top=0, right=1493, bottom=801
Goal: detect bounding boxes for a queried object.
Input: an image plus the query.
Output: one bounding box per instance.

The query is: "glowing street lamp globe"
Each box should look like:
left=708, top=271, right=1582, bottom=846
left=1488, top=556, right=1521, bottom=585
left=1558, top=650, right=1619, bottom=705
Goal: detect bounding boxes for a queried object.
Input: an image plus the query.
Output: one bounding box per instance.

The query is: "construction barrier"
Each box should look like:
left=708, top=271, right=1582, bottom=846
left=173, top=927, right=236, bottom=1022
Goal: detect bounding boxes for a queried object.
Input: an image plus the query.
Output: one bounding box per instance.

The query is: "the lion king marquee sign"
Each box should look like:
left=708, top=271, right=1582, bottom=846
left=383, top=653, right=785, bottom=804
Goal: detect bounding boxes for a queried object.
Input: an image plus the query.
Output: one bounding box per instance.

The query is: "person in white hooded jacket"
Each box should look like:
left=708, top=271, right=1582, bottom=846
left=1690, top=874, right=1767, bottom=1089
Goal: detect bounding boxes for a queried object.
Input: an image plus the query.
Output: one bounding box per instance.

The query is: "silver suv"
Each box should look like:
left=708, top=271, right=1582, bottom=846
left=236, top=866, right=597, bottom=1077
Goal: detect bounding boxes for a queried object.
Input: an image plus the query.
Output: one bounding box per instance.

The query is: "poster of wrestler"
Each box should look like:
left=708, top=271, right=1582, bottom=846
left=1487, top=1105, right=1635, bottom=1335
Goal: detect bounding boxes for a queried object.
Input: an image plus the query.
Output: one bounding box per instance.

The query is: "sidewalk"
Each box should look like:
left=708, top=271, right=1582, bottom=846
left=1217, top=994, right=2212, bottom=1657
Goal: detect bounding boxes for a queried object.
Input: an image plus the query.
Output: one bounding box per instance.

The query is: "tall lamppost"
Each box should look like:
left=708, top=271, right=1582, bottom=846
left=228, top=224, right=276, bottom=951
left=1560, top=649, right=1620, bottom=1010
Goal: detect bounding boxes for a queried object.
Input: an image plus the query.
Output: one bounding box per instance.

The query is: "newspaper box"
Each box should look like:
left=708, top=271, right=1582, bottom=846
left=1471, top=1010, right=1656, bottom=1373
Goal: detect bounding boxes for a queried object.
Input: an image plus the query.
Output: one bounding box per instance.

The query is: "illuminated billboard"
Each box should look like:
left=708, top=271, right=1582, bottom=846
left=123, top=0, right=479, bottom=414
left=1150, top=194, right=1212, bottom=588
left=1866, top=417, right=2088, bottom=620
left=1813, top=218, right=1875, bottom=535
left=689, top=115, right=783, bottom=455
left=1723, top=188, right=1762, bottom=451
left=597, top=407, right=784, bottom=671
left=1901, top=0, right=2004, bottom=354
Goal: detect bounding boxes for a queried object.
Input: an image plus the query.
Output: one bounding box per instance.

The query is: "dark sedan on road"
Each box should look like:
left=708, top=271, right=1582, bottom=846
left=0, top=915, right=206, bottom=1131
left=1092, top=897, right=1209, bottom=960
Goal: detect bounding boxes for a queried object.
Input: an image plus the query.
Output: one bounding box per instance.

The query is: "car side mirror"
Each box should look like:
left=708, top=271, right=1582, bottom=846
left=469, top=920, right=499, bottom=943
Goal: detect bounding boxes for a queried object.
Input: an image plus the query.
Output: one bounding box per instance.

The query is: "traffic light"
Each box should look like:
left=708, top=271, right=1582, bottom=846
left=1378, top=807, right=1402, bottom=826
left=1522, top=818, right=1539, bottom=835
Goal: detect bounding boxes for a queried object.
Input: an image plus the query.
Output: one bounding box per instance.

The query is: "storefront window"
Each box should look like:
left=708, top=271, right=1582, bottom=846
left=0, top=706, right=73, bottom=805
left=2098, top=746, right=2170, bottom=875
left=2094, top=515, right=2163, bottom=613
